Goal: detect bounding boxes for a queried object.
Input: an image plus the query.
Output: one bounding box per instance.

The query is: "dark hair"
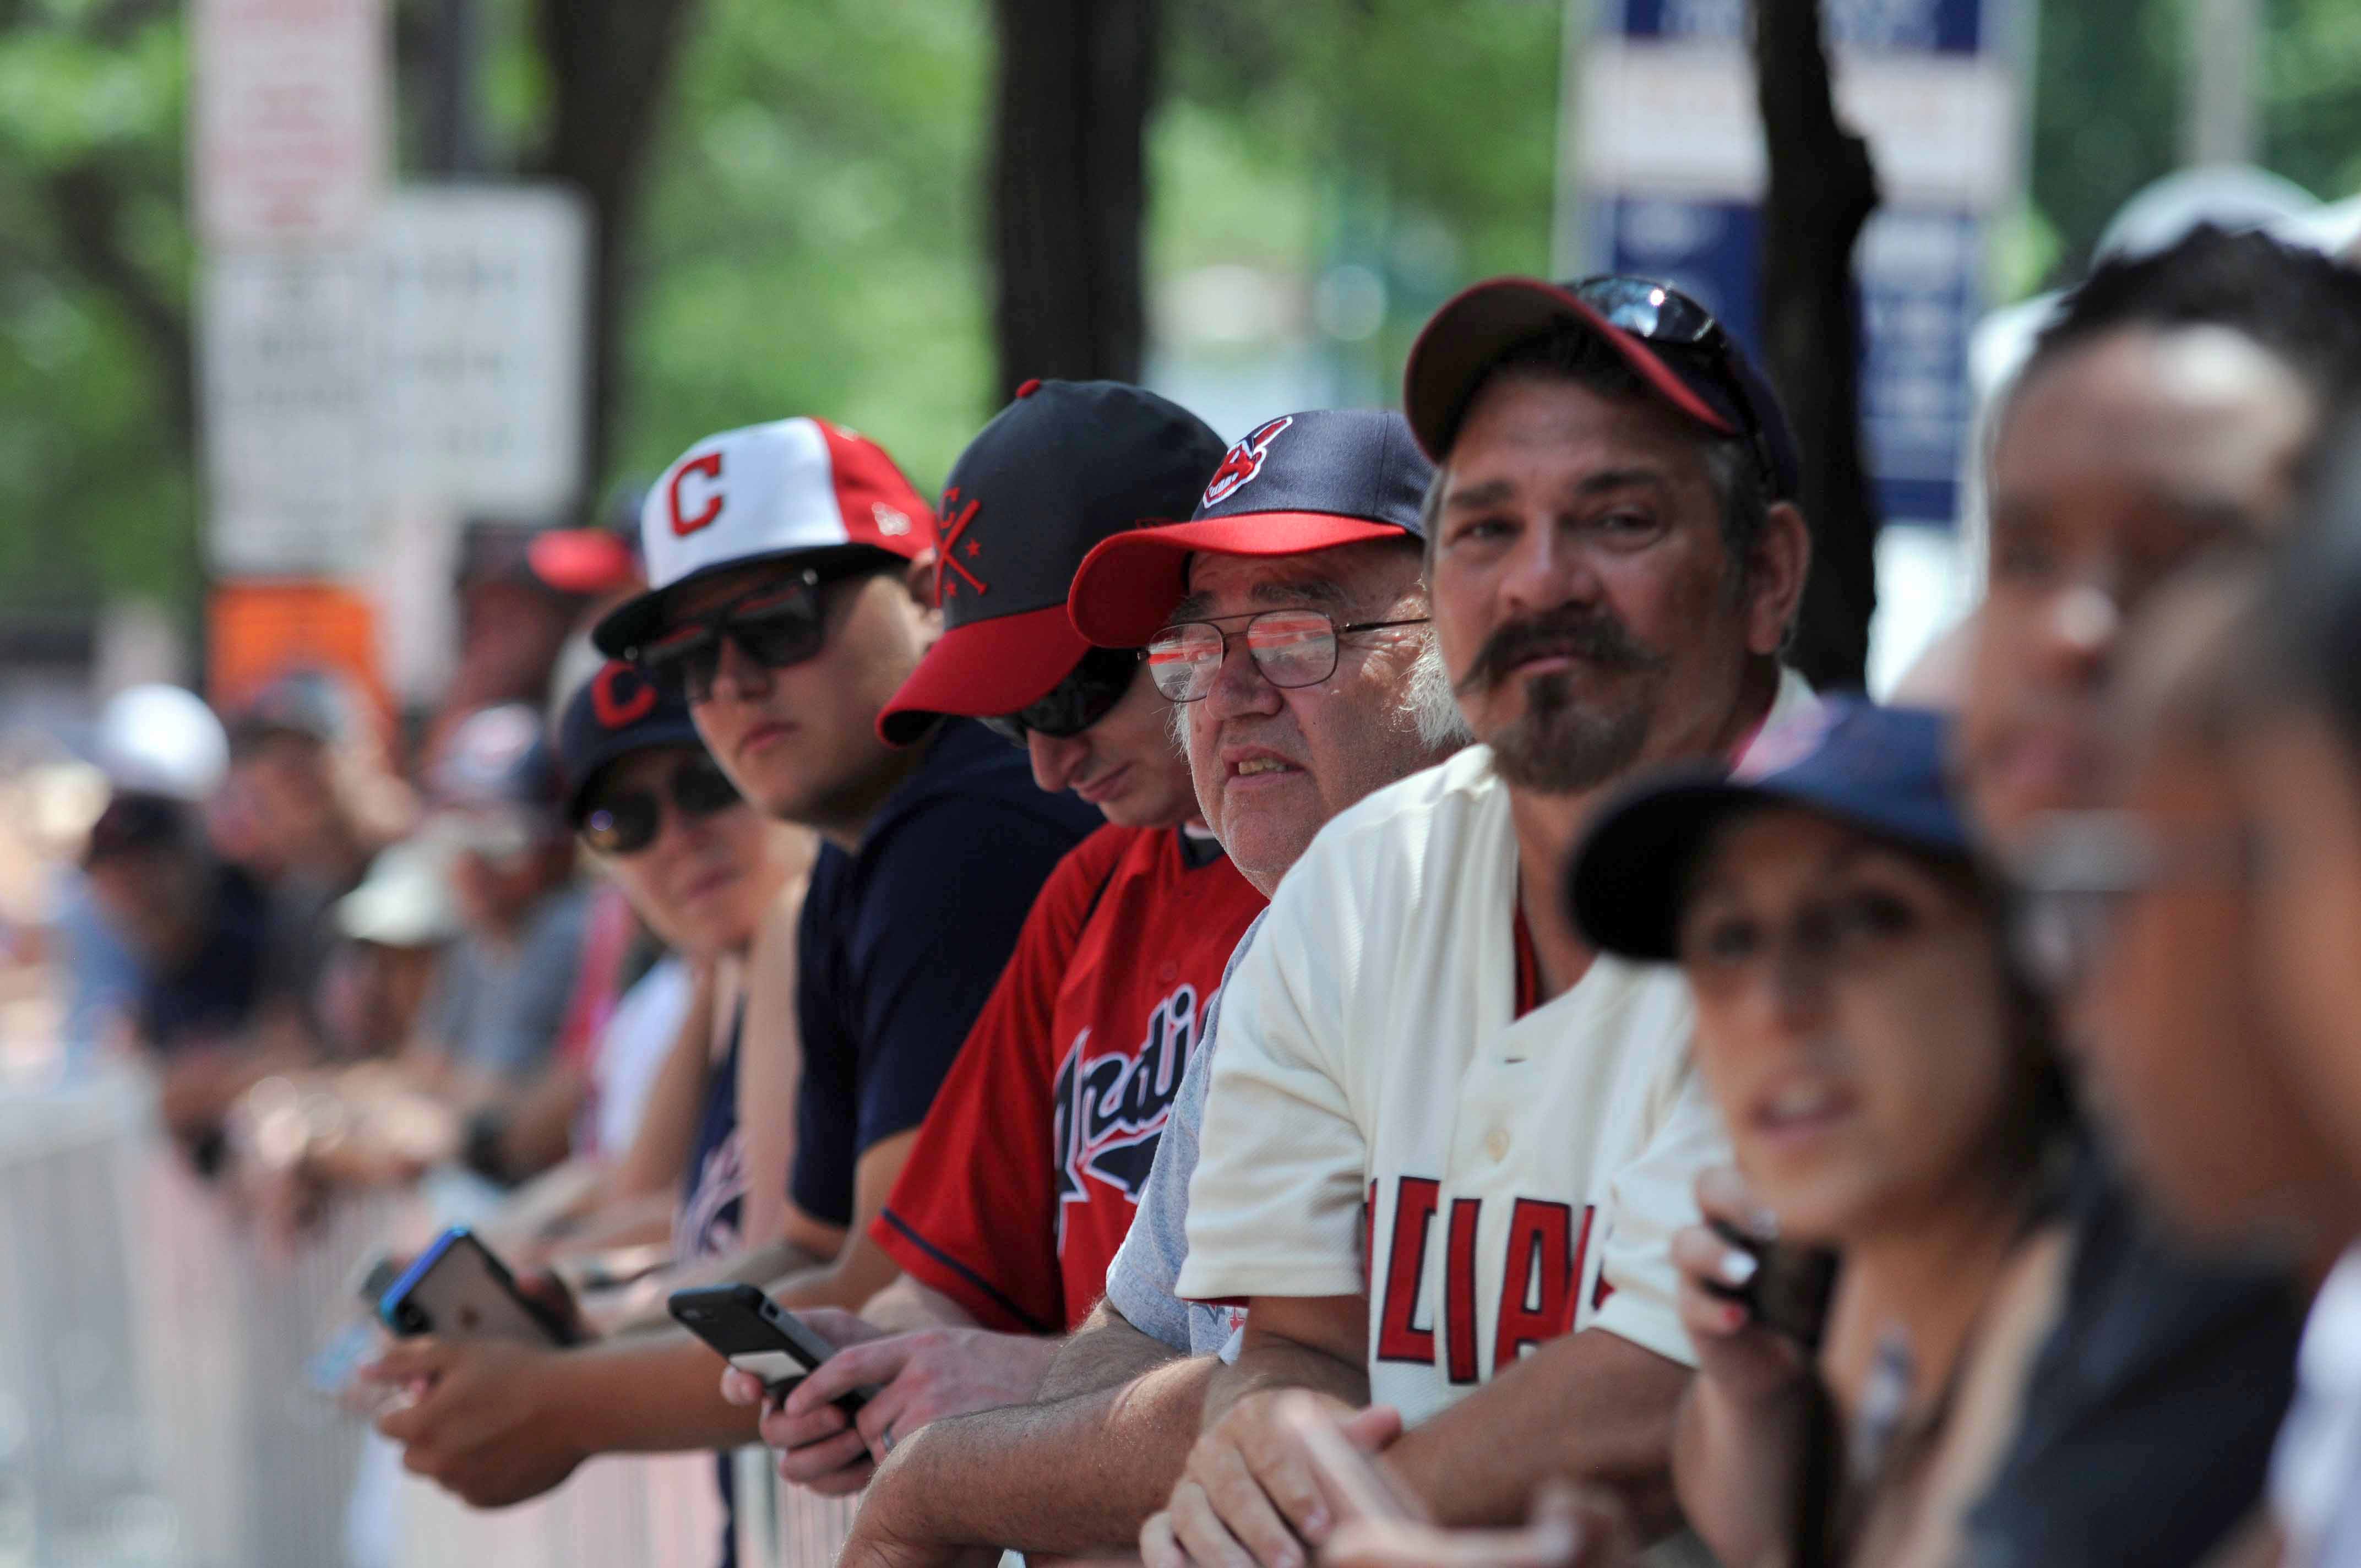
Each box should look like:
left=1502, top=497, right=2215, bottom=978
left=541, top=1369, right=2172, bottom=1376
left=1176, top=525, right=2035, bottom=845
left=1431, top=326, right=1772, bottom=594
left=2023, top=226, right=2361, bottom=416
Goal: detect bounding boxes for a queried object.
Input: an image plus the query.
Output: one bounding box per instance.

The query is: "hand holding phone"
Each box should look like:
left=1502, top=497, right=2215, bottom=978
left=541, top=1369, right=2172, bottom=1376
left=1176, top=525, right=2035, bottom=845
left=1705, top=1219, right=1839, bottom=1350
left=668, top=1283, right=876, bottom=1417
left=378, top=1228, right=582, bottom=1348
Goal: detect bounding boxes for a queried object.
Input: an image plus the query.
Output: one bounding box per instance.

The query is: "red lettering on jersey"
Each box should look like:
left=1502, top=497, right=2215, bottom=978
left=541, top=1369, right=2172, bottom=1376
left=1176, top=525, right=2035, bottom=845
left=1444, top=1198, right=1483, bottom=1384
left=668, top=451, right=724, bottom=535
left=1494, top=1200, right=1590, bottom=1369
left=1375, top=1177, right=1441, bottom=1364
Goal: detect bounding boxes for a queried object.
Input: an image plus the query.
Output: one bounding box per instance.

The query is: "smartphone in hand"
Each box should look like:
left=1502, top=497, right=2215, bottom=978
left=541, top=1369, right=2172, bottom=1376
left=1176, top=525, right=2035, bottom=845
left=668, top=1283, right=875, bottom=1417
left=378, top=1227, right=581, bottom=1347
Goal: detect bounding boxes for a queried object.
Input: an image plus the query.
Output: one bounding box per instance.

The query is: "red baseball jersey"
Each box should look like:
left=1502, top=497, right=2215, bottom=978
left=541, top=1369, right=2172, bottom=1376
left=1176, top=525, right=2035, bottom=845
left=874, top=822, right=1264, bottom=1333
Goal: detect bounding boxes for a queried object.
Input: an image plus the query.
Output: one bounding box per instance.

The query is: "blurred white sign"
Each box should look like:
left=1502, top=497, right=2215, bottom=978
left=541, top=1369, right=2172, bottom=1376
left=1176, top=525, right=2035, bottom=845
left=200, top=251, right=374, bottom=575
left=371, top=187, right=591, bottom=515
left=190, top=0, right=388, bottom=247
left=199, top=184, right=591, bottom=576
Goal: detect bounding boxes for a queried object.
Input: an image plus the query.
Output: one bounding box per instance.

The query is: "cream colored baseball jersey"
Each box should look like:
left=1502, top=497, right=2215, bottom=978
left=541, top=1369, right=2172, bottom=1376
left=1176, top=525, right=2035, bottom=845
left=1177, top=673, right=1814, bottom=1425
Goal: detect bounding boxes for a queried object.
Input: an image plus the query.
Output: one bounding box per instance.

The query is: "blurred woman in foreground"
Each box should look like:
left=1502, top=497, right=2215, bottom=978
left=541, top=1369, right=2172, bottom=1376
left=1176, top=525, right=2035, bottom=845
left=1569, top=700, right=2075, bottom=1568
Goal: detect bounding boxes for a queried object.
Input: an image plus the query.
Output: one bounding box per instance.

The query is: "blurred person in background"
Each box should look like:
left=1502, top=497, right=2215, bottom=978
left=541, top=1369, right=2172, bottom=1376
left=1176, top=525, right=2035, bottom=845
left=1568, top=700, right=2077, bottom=1568
left=1946, top=225, right=2361, bottom=1568
left=317, top=836, right=462, bottom=1061
left=367, top=416, right=1096, bottom=1554
left=405, top=701, right=592, bottom=1177
left=214, top=672, right=385, bottom=1052
left=50, top=683, right=229, bottom=1068
left=81, top=787, right=289, bottom=1170
left=825, top=409, right=1469, bottom=1568
left=723, top=380, right=1247, bottom=1490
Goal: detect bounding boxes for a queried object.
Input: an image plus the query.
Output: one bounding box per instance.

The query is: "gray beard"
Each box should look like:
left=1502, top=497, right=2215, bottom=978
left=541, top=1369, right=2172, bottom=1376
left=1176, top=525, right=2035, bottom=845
left=1484, top=671, right=1651, bottom=793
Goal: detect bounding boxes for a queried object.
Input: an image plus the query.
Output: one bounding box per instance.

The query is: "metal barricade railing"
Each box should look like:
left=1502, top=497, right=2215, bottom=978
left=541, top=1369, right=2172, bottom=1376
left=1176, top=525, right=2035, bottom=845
left=0, top=1069, right=173, bottom=1568
left=132, top=1136, right=397, bottom=1568
left=736, top=1445, right=859, bottom=1568
left=3, top=1068, right=868, bottom=1568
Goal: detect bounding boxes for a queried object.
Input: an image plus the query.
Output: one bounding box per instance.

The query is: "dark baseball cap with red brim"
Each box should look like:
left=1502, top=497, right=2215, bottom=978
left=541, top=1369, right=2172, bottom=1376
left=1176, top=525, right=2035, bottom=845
left=1068, top=407, right=1434, bottom=649
left=877, top=380, right=1228, bottom=747
left=1402, top=275, right=1800, bottom=500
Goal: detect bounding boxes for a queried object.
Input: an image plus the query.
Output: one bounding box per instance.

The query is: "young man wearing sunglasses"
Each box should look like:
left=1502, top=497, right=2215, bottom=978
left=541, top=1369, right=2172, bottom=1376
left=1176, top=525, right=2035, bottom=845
left=719, top=380, right=1268, bottom=1489
left=1122, top=276, right=1813, bottom=1568
left=366, top=418, right=1099, bottom=1530
left=826, top=407, right=1475, bottom=1568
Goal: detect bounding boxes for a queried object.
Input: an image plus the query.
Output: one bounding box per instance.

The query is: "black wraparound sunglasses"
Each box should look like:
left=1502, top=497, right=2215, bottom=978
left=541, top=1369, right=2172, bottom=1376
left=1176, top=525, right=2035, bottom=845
left=980, top=645, right=1144, bottom=746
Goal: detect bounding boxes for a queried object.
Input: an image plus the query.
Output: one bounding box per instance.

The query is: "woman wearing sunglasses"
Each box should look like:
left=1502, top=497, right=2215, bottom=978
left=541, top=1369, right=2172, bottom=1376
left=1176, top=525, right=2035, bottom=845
left=1566, top=701, right=2076, bottom=1568
left=550, top=659, right=815, bottom=1277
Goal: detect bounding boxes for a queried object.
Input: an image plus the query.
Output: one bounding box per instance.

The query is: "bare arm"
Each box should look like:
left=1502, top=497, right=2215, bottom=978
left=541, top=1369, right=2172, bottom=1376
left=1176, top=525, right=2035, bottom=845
left=841, top=1322, right=1216, bottom=1564
left=761, top=1130, right=915, bottom=1310
left=1144, top=1294, right=1370, bottom=1568
left=736, top=885, right=807, bottom=1248
left=1386, top=1327, right=1691, bottom=1535
left=1205, top=1294, right=1370, bottom=1423
left=1038, top=1297, right=1186, bottom=1401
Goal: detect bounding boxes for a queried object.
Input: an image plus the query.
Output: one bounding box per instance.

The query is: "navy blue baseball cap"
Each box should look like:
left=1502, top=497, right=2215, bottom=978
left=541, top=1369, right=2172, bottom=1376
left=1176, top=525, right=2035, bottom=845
left=556, top=660, right=706, bottom=824
left=1067, top=407, right=1435, bottom=648
left=1566, top=700, right=1968, bottom=963
left=1403, top=275, right=1802, bottom=501
left=878, top=380, right=1227, bottom=745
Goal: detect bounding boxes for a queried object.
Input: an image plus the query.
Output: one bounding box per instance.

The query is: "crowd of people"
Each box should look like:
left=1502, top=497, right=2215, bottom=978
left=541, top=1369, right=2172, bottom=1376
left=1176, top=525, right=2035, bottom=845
left=43, top=217, right=2361, bottom=1568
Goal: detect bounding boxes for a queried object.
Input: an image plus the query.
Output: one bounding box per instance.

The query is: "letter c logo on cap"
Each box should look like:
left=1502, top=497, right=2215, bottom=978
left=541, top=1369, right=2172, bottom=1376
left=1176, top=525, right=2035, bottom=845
left=591, top=662, right=658, bottom=729
left=668, top=451, right=725, bottom=536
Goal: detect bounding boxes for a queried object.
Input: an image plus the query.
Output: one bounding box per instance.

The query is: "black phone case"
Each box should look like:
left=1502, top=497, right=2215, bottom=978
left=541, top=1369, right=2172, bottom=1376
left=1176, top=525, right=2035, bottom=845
left=667, top=1283, right=873, bottom=1417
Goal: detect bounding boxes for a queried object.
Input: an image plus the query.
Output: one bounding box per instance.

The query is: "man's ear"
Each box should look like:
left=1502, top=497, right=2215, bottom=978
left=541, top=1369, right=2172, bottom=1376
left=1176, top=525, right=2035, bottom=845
left=1745, top=502, right=1813, bottom=657
left=901, top=549, right=945, bottom=645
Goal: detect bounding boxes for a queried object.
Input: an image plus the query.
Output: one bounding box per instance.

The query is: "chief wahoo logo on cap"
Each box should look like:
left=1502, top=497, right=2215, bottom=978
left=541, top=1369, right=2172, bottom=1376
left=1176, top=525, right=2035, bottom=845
left=1201, top=416, right=1293, bottom=508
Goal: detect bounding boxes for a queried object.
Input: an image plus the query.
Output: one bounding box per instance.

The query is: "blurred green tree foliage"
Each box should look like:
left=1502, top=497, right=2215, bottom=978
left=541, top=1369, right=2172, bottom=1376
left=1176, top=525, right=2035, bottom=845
left=4, top=0, right=2360, bottom=622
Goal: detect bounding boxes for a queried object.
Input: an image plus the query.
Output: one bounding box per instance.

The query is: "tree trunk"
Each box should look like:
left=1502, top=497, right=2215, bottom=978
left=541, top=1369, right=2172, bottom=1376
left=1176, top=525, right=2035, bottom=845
left=532, top=0, right=703, bottom=497
left=988, top=0, right=1157, bottom=399
left=1753, top=0, right=1881, bottom=692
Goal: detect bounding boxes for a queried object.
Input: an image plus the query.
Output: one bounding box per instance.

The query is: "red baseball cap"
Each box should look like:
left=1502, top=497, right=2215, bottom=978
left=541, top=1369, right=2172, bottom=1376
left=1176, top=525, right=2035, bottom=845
left=1401, top=275, right=1800, bottom=498
left=592, top=417, right=936, bottom=659
left=1067, top=409, right=1434, bottom=649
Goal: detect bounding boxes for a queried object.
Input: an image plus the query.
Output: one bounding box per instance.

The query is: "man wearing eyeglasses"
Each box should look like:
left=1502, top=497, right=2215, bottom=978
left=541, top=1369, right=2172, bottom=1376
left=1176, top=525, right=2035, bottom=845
left=715, top=380, right=1269, bottom=1489
left=365, top=418, right=1099, bottom=1534
left=1114, top=276, right=1813, bottom=1567
left=824, top=408, right=1473, bottom=1568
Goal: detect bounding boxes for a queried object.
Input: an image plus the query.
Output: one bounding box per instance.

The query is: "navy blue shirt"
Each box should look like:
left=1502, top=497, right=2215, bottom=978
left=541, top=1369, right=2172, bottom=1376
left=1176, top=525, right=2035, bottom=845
left=790, top=718, right=1100, bottom=1225
left=140, top=865, right=272, bottom=1054
left=1962, top=1140, right=2302, bottom=1567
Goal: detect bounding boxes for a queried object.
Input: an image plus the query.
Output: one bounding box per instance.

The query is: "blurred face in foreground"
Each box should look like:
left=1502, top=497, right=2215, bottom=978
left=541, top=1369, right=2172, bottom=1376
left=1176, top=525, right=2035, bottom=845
left=667, top=561, right=936, bottom=837
left=1025, top=667, right=1201, bottom=829
left=582, top=744, right=802, bottom=960
left=1173, top=541, right=1446, bottom=894
left=2072, top=579, right=2349, bottom=1256
left=1679, top=808, right=2020, bottom=1244
left=1428, top=372, right=1802, bottom=794
left=1963, top=326, right=2314, bottom=855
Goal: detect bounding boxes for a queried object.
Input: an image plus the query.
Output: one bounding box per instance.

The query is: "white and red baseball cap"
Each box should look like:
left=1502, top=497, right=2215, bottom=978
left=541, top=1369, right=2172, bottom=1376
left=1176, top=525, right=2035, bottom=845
left=592, top=416, right=938, bottom=658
